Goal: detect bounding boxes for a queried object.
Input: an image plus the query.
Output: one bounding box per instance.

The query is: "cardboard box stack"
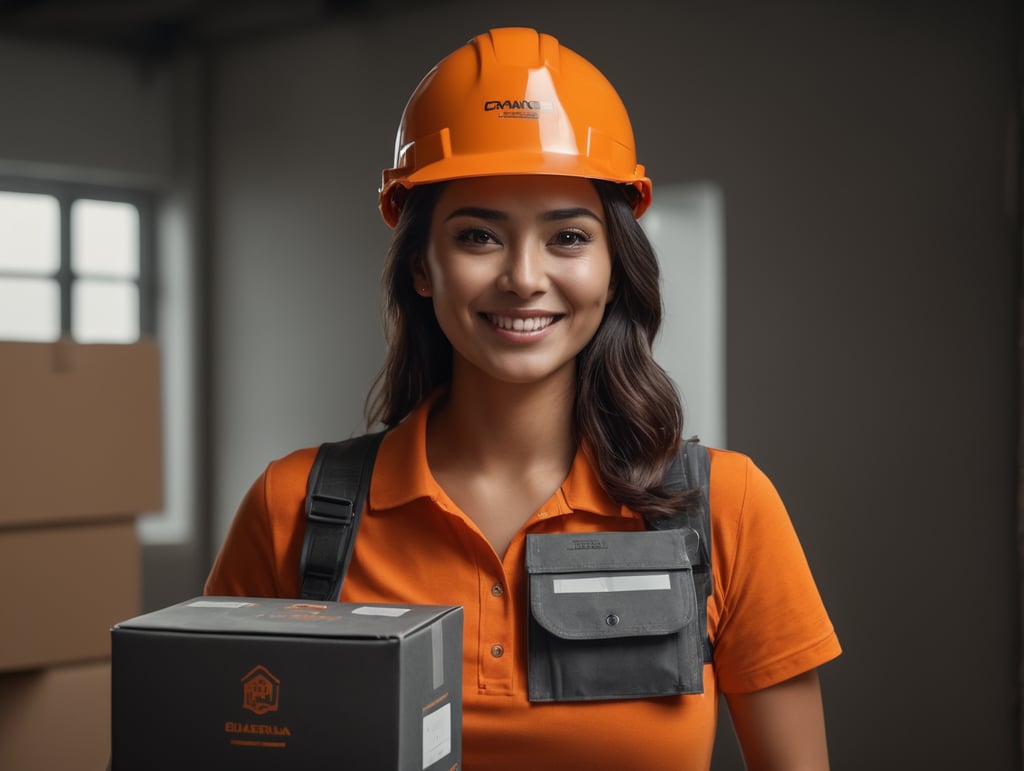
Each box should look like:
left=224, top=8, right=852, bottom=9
left=0, top=340, right=162, bottom=771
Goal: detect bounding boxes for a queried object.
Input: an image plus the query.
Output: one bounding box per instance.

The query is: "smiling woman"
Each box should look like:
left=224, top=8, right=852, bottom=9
left=205, top=26, right=841, bottom=771
left=418, top=175, right=613, bottom=392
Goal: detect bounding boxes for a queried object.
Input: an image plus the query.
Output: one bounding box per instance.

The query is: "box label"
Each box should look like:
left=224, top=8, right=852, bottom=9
left=352, top=605, right=410, bottom=617
left=422, top=702, right=452, bottom=768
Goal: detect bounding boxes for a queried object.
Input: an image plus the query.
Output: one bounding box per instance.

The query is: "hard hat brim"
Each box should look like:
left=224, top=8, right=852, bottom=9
left=380, top=154, right=651, bottom=227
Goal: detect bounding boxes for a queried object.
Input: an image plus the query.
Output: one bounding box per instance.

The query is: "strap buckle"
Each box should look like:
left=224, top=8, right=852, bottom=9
left=307, top=493, right=355, bottom=525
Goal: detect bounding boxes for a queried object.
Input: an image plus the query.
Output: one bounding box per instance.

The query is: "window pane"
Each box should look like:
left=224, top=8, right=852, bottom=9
left=0, top=277, right=60, bottom=341
left=72, top=279, right=139, bottom=342
left=0, top=191, right=60, bottom=273
left=71, top=199, right=139, bottom=278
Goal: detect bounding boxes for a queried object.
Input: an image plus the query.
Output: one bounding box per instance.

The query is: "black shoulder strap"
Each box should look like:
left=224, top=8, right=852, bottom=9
left=648, top=439, right=713, bottom=662
left=298, top=431, right=386, bottom=601
left=299, top=432, right=713, bottom=661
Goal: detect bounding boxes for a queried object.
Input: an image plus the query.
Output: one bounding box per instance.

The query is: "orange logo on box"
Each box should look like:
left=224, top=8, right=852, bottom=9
left=241, top=665, right=280, bottom=715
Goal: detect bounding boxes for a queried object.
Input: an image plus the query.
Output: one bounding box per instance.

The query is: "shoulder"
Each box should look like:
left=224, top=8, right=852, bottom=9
left=706, top=445, right=753, bottom=483
left=259, top=446, right=319, bottom=513
left=205, top=445, right=319, bottom=598
left=265, top=445, right=319, bottom=480
left=706, top=446, right=782, bottom=519
left=704, top=446, right=797, bottom=591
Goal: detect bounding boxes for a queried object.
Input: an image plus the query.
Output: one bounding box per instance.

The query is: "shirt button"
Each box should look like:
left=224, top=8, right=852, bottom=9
left=490, top=644, right=504, bottom=658
left=491, top=584, right=504, bottom=597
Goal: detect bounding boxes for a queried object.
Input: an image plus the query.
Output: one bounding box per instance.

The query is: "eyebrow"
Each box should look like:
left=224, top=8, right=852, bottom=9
left=444, top=206, right=604, bottom=224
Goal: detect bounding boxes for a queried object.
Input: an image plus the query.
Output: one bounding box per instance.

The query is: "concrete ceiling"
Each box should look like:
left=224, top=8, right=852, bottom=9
left=0, top=0, right=377, bottom=58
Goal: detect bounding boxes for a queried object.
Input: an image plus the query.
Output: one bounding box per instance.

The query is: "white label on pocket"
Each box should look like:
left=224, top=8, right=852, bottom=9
left=552, top=574, right=672, bottom=594
left=422, top=702, right=452, bottom=768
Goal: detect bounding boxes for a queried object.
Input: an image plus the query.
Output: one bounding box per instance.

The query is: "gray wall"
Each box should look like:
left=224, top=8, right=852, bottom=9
left=0, top=1, right=1018, bottom=768
left=0, top=36, right=208, bottom=610
left=0, top=37, right=173, bottom=184
left=208, top=2, right=1020, bottom=769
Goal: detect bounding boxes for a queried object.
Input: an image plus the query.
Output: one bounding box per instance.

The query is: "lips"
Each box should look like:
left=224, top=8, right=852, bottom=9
left=484, top=313, right=558, bottom=333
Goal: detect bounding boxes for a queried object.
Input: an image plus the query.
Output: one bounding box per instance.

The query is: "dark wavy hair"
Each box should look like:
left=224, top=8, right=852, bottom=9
left=366, top=180, right=693, bottom=518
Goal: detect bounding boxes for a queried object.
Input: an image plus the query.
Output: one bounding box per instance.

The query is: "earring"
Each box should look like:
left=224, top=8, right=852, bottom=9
left=417, top=285, right=431, bottom=296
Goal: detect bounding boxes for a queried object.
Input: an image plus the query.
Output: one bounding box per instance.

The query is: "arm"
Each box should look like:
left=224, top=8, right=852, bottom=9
left=204, top=468, right=284, bottom=598
left=725, top=669, right=831, bottom=771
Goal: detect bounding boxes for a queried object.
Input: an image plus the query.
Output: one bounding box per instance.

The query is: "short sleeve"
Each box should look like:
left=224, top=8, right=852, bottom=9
left=204, top=448, right=316, bottom=600
left=707, top=449, right=841, bottom=693
left=203, top=469, right=282, bottom=598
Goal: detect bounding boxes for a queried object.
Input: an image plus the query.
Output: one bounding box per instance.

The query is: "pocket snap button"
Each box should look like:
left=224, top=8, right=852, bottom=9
left=605, top=614, right=620, bottom=626
left=491, top=644, right=504, bottom=658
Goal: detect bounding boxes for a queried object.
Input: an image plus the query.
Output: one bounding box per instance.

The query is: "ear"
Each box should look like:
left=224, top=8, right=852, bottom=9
left=605, top=270, right=617, bottom=303
left=411, top=260, right=433, bottom=297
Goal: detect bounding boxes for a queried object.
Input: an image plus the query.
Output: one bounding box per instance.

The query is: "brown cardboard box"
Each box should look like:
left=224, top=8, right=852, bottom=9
left=112, top=597, right=463, bottom=771
left=0, top=518, right=139, bottom=672
left=0, top=339, right=162, bottom=527
left=0, top=659, right=112, bottom=771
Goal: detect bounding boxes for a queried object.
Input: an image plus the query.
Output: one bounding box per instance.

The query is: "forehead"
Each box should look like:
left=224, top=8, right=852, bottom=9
left=434, top=175, right=604, bottom=217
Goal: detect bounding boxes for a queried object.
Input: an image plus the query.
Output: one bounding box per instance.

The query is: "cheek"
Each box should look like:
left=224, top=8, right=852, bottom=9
left=576, top=265, right=614, bottom=311
left=434, top=261, right=498, bottom=307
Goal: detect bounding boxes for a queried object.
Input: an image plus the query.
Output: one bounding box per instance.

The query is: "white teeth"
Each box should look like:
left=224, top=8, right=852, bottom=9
left=487, top=314, right=555, bottom=332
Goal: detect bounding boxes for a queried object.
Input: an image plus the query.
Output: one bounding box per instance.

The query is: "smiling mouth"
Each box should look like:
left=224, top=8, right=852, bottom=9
left=484, top=313, right=558, bottom=333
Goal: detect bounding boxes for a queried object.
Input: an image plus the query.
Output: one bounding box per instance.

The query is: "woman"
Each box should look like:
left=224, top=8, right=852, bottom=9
left=206, top=26, right=841, bottom=770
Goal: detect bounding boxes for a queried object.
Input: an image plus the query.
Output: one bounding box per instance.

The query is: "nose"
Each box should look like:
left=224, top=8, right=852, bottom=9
left=498, top=239, right=548, bottom=297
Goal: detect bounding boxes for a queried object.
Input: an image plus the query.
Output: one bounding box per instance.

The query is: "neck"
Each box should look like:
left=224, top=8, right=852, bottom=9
left=427, top=363, right=577, bottom=477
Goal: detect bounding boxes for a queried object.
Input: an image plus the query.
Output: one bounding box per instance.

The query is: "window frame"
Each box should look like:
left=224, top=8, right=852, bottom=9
left=0, top=173, right=156, bottom=341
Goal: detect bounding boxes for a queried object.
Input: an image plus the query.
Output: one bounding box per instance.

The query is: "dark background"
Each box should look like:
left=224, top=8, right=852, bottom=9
left=1, top=1, right=1019, bottom=768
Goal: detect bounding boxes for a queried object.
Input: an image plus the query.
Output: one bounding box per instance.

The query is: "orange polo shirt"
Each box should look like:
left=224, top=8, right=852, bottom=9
left=206, top=399, right=841, bottom=770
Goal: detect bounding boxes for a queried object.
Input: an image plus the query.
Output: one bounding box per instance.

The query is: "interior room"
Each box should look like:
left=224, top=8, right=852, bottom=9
left=0, top=0, right=1019, bottom=769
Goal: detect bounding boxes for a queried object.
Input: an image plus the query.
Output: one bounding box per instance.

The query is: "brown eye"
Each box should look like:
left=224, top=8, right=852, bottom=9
left=455, top=228, right=499, bottom=246
left=551, top=230, right=590, bottom=248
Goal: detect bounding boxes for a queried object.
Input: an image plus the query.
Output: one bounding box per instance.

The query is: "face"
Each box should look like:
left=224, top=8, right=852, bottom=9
left=416, top=175, right=613, bottom=389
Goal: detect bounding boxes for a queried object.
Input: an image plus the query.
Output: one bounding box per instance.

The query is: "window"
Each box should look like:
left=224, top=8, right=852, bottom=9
left=0, top=176, right=190, bottom=547
left=642, top=183, right=727, bottom=449
left=0, top=176, right=154, bottom=343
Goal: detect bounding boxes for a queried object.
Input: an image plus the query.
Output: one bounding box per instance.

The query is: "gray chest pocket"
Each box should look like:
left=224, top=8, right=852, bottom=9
left=525, top=529, right=705, bottom=702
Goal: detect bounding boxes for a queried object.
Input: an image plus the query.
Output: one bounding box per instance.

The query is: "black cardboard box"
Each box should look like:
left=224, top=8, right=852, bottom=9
left=111, top=597, right=462, bottom=771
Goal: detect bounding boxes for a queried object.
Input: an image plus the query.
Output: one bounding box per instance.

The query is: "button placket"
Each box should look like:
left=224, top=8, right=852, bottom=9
left=478, top=559, right=515, bottom=693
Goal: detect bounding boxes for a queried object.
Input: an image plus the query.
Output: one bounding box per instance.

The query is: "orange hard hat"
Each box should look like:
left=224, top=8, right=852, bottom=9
left=379, top=27, right=652, bottom=227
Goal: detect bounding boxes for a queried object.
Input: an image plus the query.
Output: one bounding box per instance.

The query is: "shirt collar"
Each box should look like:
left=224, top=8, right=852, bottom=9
left=369, top=393, right=443, bottom=510
left=558, top=443, right=630, bottom=519
left=369, top=391, right=631, bottom=521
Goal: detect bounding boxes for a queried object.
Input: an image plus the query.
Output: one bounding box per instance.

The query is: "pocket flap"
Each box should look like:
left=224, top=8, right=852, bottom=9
left=526, top=531, right=697, bottom=640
